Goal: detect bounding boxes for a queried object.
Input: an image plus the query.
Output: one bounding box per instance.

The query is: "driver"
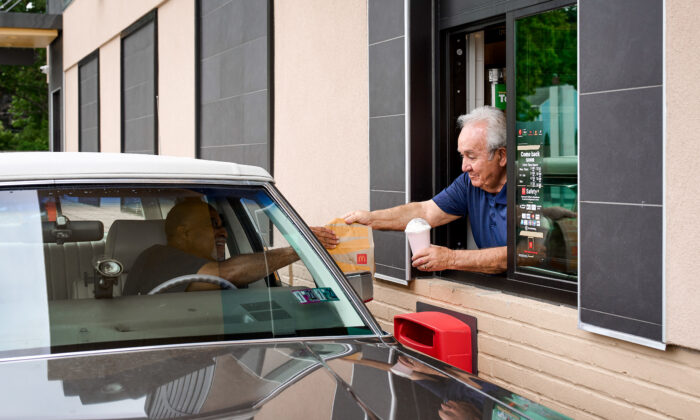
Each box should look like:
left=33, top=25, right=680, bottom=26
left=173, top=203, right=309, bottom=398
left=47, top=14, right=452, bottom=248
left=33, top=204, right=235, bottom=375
left=122, top=199, right=338, bottom=295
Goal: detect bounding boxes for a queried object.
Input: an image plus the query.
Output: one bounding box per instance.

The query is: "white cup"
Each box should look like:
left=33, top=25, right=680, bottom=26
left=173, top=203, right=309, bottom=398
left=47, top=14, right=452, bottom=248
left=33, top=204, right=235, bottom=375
left=405, top=218, right=431, bottom=254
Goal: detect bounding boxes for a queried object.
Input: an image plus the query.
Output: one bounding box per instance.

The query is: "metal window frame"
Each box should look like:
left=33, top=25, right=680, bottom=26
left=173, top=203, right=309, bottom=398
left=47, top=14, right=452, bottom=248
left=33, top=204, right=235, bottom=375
left=434, top=0, right=579, bottom=295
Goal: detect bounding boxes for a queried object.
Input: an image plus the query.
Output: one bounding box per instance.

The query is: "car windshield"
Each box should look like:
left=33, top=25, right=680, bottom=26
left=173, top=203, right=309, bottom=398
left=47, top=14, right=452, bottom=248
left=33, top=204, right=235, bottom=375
left=0, top=184, right=372, bottom=358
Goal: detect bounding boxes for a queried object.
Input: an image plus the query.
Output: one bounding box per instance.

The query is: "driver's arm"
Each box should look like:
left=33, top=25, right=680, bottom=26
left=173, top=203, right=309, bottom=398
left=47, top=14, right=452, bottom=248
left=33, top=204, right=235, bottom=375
left=192, top=247, right=299, bottom=289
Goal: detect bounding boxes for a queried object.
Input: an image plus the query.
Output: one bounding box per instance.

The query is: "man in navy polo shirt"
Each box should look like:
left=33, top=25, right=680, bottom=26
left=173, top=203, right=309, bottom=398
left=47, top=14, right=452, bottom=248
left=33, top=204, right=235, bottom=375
left=344, top=106, right=507, bottom=274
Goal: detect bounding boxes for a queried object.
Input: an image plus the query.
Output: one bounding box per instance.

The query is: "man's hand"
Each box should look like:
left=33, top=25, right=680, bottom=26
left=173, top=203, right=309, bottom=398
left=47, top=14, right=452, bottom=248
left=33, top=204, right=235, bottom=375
left=411, top=245, right=456, bottom=272
left=342, top=210, right=372, bottom=226
left=309, top=226, right=339, bottom=249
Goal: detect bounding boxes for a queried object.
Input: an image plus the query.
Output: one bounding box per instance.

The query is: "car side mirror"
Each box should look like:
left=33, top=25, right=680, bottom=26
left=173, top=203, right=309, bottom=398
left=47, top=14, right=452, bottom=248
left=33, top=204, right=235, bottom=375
left=345, top=271, right=373, bottom=303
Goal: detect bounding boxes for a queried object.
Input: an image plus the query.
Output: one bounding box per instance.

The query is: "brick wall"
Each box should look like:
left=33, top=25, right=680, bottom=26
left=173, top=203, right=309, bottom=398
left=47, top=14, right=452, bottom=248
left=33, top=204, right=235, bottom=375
left=367, top=278, right=700, bottom=419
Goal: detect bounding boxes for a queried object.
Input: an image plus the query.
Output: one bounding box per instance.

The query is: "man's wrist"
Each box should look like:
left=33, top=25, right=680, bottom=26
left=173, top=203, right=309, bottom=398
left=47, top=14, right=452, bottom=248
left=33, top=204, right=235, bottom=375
left=448, top=248, right=457, bottom=270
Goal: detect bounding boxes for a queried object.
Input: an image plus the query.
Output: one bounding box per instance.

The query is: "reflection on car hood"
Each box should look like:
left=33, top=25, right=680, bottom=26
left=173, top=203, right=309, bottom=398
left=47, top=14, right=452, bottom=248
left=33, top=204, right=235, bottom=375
left=0, top=338, right=569, bottom=419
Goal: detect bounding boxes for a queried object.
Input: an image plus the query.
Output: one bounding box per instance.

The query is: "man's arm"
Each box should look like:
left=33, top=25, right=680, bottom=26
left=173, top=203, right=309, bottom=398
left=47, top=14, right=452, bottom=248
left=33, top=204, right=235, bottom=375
left=411, top=245, right=506, bottom=274
left=196, top=247, right=299, bottom=288
left=344, top=200, right=460, bottom=230
left=188, top=226, right=338, bottom=291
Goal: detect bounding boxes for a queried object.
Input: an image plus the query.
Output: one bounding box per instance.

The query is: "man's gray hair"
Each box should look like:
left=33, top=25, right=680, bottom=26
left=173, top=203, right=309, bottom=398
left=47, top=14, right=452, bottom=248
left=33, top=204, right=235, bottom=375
left=456, top=106, right=506, bottom=156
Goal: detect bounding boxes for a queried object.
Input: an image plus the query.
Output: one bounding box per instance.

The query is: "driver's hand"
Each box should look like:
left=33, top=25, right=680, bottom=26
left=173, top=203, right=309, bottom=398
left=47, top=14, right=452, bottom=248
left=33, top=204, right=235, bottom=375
left=310, top=226, right=339, bottom=249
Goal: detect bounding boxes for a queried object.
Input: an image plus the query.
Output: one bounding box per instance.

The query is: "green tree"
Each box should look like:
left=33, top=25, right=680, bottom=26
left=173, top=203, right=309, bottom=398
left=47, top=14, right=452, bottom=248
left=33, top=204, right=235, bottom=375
left=0, top=0, right=49, bottom=151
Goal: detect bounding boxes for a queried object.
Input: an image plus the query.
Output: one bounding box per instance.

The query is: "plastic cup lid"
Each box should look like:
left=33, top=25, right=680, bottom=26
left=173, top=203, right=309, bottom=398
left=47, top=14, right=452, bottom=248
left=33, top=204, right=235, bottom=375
left=405, top=217, right=431, bottom=233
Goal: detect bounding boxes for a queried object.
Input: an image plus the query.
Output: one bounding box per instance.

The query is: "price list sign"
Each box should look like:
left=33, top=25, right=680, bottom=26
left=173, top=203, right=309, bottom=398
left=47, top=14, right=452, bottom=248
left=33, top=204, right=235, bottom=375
left=516, top=121, right=545, bottom=263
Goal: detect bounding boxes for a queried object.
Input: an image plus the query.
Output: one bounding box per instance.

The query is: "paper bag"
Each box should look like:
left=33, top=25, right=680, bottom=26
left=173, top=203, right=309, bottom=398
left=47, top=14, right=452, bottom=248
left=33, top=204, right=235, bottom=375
left=325, top=218, right=375, bottom=277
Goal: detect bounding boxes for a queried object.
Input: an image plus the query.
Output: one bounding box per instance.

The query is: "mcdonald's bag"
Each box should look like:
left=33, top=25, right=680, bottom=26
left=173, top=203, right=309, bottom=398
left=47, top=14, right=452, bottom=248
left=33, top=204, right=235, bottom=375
left=324, top=218, right=375, bottom=278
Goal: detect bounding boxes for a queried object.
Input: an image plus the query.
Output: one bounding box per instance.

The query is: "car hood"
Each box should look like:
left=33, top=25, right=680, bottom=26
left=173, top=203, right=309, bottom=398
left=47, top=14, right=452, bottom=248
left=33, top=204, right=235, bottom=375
left=0, top=338, right=567, bottom=419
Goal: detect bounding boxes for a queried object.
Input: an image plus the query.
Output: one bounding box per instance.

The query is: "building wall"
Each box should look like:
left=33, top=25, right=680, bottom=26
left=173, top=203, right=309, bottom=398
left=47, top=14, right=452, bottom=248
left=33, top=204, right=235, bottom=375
left=62, top=0, right=194, bottom=155
left=62, top=0, right=164, bottom=71
left=63, top=65, right=77, bottom=151
left=666, top=0, right=700, bottom=350
left=273, top=0, right=369, bottom=226
left=368, top=279, right=700, bottom=420
left=158, top=0, right=195, bottom=157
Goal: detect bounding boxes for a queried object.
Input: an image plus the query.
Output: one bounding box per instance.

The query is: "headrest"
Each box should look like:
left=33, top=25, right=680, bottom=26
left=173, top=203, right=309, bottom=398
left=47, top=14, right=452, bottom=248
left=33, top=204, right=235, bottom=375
left=105, top=220, right=167, bottom=272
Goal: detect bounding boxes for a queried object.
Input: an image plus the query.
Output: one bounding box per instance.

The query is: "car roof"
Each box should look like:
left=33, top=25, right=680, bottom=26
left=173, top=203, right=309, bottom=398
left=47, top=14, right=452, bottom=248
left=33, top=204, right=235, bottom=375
left=0, top=152, right=274, bottom=183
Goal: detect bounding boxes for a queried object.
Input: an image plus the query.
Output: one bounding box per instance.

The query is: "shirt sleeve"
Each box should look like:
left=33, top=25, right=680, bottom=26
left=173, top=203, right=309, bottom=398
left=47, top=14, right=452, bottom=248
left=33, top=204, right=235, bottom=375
left=432, top=173, right=470, bottom=216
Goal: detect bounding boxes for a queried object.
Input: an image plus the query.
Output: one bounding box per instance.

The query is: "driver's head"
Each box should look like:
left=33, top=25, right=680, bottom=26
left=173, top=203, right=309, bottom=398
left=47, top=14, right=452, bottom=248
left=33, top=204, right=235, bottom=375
left=165, top=198, right=227, bottom=261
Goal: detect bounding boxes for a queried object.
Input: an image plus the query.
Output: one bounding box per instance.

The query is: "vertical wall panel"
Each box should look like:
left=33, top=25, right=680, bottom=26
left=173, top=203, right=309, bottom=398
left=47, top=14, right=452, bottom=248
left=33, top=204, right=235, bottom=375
left=198, top=0, right=270, bottom=171
left=578, top=0, right=664, bottom=347
left=122, top=17, right=156, bottom=154
left=369, top=0, right=407, bottom=282
left=78, top=54, right=99, bottom=152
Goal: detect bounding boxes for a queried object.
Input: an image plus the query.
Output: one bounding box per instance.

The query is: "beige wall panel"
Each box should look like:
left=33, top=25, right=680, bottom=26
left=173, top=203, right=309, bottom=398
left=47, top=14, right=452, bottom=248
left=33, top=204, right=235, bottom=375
left=64, top=65, right=78, bottom=151
left=99, top=37, right=121, bottom=153
left=63, top=0, right=165, bottom=70
left=157, top=0, right=195, bottom=157
left=368, top=278, right=700, bottom=419
left=666, top=0, right=700, bottom=349
left=273, top=0, right=369, bottom=226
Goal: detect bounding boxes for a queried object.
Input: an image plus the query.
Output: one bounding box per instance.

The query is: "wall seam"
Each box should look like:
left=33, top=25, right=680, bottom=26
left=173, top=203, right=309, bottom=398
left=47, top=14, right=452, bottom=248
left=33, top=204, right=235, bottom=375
left=580, top=84, right=663, bottom=96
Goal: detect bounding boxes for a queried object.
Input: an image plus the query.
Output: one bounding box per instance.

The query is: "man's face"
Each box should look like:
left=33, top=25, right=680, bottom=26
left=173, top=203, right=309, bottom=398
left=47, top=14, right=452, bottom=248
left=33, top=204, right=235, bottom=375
left=182, top=206, right=228, bottom=261
left=457, top=122, right=507, bottom=193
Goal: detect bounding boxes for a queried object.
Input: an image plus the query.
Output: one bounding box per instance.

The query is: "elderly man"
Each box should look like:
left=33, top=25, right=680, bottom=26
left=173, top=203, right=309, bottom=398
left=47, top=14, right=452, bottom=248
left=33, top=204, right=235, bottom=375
left=123, top=199, right=338, bottom=295
left=345, top=106, right=507, bottom=274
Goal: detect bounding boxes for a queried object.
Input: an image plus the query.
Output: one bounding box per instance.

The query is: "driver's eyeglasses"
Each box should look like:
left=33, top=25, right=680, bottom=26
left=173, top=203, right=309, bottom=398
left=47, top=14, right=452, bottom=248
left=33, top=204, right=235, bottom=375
left=211, top=216, right=226, bottom=229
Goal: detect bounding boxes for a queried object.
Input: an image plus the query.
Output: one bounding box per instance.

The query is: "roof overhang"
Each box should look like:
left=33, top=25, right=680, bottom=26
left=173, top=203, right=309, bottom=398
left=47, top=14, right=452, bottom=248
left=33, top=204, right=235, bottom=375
left=0, top=11, right=61, bottom=48
left=0, top=27, right=57, bottom=48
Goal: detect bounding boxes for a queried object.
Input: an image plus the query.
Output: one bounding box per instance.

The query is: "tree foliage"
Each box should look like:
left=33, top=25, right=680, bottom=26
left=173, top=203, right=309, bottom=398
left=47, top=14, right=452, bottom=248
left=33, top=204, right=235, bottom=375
left=0, top=0, right=49, bottom=151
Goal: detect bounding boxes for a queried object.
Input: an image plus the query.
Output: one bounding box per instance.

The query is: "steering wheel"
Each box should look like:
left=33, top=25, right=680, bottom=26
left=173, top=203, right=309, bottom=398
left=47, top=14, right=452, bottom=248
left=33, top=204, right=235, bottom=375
left=148, top=274, right=237, bottom=295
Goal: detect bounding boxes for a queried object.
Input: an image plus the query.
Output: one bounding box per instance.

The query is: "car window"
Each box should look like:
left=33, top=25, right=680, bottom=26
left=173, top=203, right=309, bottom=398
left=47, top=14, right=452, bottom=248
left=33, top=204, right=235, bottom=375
left=0, top=184, right=372, bottom=358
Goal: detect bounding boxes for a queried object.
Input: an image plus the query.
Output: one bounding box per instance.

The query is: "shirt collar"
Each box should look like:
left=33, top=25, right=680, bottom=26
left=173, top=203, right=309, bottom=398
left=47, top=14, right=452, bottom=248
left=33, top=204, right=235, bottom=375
left=494, top=183, right=507, bottom=205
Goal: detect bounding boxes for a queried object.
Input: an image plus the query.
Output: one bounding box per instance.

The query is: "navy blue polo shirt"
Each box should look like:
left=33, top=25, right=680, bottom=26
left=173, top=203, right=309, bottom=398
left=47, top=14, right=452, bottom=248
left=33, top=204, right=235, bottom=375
left=432, top=173, right=507, bottom=249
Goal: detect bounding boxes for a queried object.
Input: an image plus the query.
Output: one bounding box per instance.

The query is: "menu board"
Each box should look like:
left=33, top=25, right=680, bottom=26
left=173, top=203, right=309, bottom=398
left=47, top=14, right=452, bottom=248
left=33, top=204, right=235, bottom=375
left=516, top=121, right=545, bottom=263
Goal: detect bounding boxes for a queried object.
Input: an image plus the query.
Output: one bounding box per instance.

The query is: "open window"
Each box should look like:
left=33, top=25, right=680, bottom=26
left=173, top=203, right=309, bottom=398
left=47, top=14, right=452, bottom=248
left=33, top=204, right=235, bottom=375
left=438, top=1, right=577, bottom=293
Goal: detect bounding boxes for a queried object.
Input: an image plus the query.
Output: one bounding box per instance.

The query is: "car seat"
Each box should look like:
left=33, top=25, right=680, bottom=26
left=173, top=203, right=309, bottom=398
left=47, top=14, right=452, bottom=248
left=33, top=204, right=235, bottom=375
left=72, top=219, right=166, bottom=299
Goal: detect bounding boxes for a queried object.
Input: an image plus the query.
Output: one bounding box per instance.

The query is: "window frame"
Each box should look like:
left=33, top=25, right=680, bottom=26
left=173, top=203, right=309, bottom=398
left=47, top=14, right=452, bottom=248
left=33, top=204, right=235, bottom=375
left=506, top=0, right=578, bottom=292
left=434, top=0, right=578, bottom=295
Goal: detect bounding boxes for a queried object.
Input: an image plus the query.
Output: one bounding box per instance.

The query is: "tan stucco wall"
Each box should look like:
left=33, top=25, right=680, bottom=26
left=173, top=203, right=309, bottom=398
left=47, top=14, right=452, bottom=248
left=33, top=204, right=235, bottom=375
left=64, top=65, right=78, bottom=152
left=273, top=0, right=369, bottom=226
left=157, top=0, right=195, bottom=157
left=99, top=37, right=120, bottom=153
left=62, top=0, right=165, bottom=70
left=666, top=0, right=700, bottom=350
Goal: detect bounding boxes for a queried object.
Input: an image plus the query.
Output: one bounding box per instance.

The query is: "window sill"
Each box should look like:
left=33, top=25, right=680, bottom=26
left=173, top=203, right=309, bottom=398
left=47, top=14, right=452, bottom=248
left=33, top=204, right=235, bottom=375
left=432, top=269, right=577, bottom=308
